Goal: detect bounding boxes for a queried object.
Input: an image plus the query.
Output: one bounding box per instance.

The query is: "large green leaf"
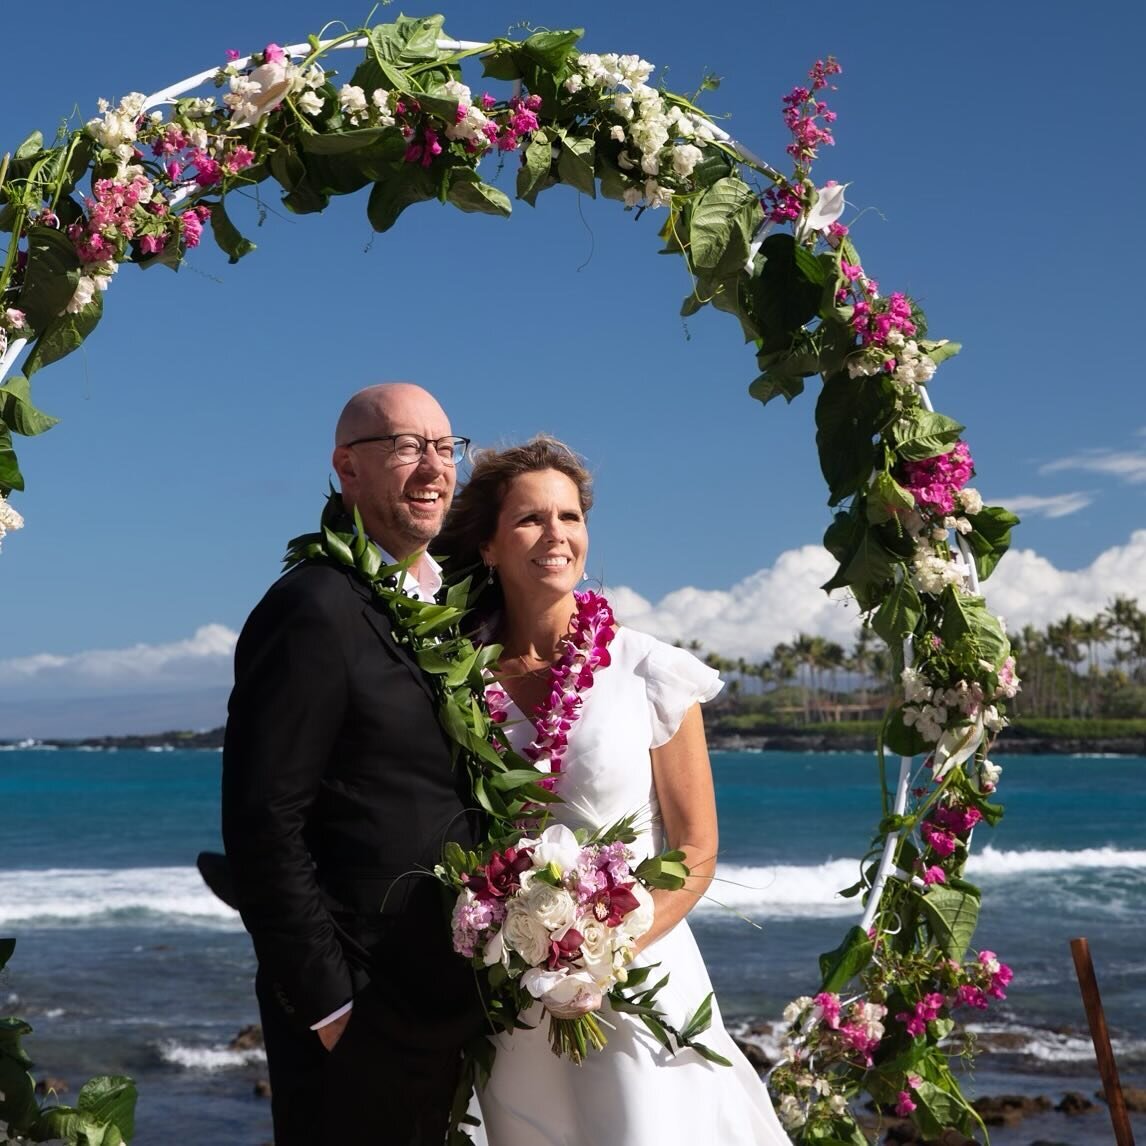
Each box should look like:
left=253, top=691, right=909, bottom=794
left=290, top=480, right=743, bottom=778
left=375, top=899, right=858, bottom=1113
left=919, top=879, right=981, bottom=960
left=208, top=197, right=256, bottom=264
left=521, top=29, right=584, bottom=72
left=0, top=427, right=24, bottom=492
left=0, top=1056, right=37, bottom=1135
left=870, top=575, right=922, bottom=645
left=446, top=169, right=512, bottom=218
left=517, top=130, right=554, bottom=205
left=18, top=226, right=81, bottom=334
left=22, top=291, right=103, bottom=379
left=892, top=409, right=965, bottom=462
left=0, top=374, right=58, bottom=436
left=939, top=587, right=1010, bottom=665
left=752, top=233, right=822, bottom=350
left=748, top=371, right=804, bottom=407
left=815, top=371, right=892, bottom=505
left=76, top=1074, right=137, bottom=1142
left=366, top=165, right=438, bottom=233
left=962, top=504, right=1021, bottom=580
left=557, top=135, right=595, bottom=197
left=818, top=925, right=874, bottom=992
left=688, top=177, right=757, bottom=273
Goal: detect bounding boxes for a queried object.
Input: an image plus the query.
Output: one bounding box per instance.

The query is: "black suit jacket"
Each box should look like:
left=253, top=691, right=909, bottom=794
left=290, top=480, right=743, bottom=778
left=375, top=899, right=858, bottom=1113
left=221, top=560, right=482, bottom=1046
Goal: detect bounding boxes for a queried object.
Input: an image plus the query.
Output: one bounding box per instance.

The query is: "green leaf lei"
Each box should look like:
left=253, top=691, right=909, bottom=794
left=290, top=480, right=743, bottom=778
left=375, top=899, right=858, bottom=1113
left=282, top=489, right=557, bottom=824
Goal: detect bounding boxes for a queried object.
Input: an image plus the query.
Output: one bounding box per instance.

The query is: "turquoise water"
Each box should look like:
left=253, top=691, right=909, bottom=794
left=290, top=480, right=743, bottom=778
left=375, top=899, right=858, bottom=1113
left=2, top=748, right=1143, bottom=1142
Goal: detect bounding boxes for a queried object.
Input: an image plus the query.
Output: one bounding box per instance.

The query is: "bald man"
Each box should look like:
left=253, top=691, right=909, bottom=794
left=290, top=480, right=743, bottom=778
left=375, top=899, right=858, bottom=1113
left=221, top=384, right=484, bottom=1144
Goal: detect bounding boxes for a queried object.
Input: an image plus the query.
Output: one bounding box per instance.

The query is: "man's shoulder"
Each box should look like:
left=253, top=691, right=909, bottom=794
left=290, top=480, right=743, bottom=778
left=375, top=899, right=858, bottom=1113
left=252, top=559, right=369, bottom=620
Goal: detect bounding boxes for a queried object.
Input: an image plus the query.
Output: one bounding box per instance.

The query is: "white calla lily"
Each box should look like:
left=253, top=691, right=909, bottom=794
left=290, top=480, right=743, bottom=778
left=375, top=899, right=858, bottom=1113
left=801, top=182, right=848, bottom=234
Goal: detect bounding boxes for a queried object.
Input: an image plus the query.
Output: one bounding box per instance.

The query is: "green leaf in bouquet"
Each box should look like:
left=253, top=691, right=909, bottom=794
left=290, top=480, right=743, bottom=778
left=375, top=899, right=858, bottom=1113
left=678, top=991, right=714, bottom=1042
left=688, top=1040, right=733, bottom=1067
left=637, top=1012, right=674, bottom=1053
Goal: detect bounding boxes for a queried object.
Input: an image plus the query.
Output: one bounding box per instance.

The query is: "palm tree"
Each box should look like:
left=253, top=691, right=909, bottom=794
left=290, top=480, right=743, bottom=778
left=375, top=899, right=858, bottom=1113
left=1048, top=615, right=1085, bottom=718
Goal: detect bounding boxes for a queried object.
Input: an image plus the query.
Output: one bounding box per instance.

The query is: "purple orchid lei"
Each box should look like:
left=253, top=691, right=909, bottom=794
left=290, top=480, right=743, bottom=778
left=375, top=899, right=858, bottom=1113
left=485, top=590, right=617, bottom=790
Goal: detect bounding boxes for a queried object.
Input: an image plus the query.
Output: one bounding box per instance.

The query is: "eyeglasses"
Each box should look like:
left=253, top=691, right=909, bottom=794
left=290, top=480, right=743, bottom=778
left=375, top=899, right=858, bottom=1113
left=343, top=433, right=471, bottom=466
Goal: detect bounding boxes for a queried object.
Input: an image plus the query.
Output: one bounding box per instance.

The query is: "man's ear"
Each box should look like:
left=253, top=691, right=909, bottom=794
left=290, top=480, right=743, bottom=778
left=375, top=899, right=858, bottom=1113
left=332, top=445, right=355, bottom=482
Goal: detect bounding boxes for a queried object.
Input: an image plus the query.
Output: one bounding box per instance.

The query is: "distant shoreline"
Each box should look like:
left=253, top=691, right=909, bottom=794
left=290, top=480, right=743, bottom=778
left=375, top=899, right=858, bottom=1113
left=4, top=720, right=1144, bottom=756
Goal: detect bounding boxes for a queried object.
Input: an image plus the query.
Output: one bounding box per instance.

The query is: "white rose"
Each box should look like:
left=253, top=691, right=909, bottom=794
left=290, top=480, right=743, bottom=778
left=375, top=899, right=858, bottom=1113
left=501, top=901, right=552, bottom=965
left=577, top=917, right=615, bottom=982
left=482, top=926, right=508, bottom=967
left=563, top=73, right=584, bottom=93
left=518, top=881, right=577, bottom=935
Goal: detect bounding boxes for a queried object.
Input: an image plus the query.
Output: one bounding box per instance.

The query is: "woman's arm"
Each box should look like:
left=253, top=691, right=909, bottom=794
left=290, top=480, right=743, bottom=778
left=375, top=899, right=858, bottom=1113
left=636, top=702, right=719, bottom=953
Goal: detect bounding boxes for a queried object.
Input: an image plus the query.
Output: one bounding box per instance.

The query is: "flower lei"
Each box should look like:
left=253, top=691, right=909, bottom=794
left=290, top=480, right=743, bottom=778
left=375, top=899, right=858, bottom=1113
left=485, top=590, right=616, bottom=790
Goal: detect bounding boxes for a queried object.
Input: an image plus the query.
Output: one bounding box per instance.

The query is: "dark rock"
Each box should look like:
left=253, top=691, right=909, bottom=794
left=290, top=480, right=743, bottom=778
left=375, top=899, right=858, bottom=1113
left=1055, top=1091, right=1095, bottom=1114
left=34, top=1077, right=68, bottom=1096
left=732, top=1037, right=772, bottom=1073
left=880, top=1123, right=973, bottom=1145
left=229, top=1024, right=264, bottom=1051
left=972, top=1093, right=1052, bottom=1126
left=1119, top=1086, right=1146, bottom=1112
left=253, top=1078, right=272, bottom=1099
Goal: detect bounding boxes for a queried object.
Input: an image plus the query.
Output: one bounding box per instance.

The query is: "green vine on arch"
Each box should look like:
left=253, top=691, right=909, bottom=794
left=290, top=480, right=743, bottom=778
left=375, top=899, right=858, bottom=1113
left=1, top=15, right=1023, bottom=1143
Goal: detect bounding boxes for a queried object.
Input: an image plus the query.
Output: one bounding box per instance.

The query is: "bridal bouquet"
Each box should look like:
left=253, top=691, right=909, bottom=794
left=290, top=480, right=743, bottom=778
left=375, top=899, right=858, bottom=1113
left=439, top=817, right=725, bottom=1064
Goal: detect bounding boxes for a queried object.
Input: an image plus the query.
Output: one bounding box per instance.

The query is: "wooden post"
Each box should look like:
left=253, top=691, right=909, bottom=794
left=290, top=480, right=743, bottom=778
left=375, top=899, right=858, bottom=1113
left=1070, top=937, right=1136, bottom=1145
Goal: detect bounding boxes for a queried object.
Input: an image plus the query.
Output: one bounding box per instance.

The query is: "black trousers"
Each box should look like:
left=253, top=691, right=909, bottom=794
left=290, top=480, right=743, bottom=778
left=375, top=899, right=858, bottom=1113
left=257, top=972, right=463, bottom=1146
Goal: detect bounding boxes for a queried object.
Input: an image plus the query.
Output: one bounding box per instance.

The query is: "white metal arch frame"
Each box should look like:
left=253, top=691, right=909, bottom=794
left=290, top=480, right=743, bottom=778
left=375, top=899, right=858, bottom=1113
left=0, top=29, right=983, bottom=978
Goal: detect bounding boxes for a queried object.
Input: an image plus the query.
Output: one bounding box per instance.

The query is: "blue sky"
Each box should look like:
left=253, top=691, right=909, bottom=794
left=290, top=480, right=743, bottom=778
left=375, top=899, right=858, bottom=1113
left=1, top=1, right=1144, bottom=734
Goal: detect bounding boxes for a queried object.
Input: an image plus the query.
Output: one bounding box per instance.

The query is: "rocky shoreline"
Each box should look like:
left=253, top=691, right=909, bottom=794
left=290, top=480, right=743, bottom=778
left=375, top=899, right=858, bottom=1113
left=707, top=731, right=1146, bottom=756
left=8, top=726, right=1145, bottom=756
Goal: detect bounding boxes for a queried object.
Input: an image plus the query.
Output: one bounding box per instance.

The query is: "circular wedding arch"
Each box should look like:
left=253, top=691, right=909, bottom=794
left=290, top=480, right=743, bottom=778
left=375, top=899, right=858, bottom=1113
left=0, top=18, right=1022, bottom=1142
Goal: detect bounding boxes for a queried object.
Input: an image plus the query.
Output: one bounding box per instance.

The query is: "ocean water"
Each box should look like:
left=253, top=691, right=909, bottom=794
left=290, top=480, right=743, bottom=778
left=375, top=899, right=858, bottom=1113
left=2, top=747, right=1144, bottom=1144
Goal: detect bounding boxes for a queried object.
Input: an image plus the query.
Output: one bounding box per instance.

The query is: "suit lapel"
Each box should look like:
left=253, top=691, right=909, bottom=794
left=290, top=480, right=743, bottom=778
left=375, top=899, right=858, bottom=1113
left=349, top=577, right=438, bottom=705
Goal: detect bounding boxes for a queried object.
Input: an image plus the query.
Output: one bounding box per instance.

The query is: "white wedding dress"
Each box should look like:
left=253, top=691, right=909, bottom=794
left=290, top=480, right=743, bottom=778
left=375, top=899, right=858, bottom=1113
left=472, top=625, right=793, bottom=1146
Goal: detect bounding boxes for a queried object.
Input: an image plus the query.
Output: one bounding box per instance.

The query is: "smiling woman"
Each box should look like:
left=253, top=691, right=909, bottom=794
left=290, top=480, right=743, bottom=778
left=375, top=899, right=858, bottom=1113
left=0, top=12, right=1027, bottom=1144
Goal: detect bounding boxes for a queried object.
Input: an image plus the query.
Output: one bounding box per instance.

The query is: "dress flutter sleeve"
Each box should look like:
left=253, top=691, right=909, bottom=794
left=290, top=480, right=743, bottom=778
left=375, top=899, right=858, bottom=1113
left=637, top=636, right=724, bottom=748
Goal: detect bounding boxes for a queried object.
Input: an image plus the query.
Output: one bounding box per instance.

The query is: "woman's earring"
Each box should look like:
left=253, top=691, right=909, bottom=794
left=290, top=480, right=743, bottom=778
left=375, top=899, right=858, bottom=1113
left=485, top=564, right=497, bottom=587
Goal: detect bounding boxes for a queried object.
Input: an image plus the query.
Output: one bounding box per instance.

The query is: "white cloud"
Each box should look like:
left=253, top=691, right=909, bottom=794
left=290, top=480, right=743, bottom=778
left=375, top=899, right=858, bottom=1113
left=992, top=492, right=1093, bottom=518
left=1040, top=448, right=1146, bottom=485
left=609, top=532, right=1146, bottom=657
left=607, top=544, right=862, bottom=659
left=0, top=624, right=237, bottom=696
left=979, top=530, right=1146, bottom=632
